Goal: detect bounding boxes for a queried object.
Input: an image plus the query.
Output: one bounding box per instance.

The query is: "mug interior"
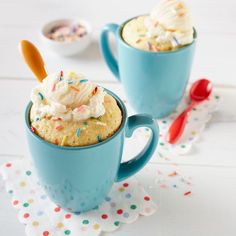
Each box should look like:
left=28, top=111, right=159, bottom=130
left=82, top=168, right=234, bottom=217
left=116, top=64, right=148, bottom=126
left=118, top=15, right=197, bottom=54
left=25, top=88, right=127, bottom=150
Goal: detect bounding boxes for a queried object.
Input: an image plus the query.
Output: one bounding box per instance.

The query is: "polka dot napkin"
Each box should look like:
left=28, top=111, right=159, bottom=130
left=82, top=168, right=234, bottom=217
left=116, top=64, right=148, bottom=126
left=125, top=92, right=220, bottom=155
left=0, top=159, right=157, bottom=236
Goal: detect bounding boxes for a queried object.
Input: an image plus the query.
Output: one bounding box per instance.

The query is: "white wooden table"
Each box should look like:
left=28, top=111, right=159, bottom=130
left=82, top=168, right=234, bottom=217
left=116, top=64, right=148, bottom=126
left=0, top=0, right=236, bottom=235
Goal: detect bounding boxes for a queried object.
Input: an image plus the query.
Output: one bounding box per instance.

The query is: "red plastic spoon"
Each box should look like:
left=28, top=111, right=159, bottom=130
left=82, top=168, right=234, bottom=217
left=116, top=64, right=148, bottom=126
left=166, top=79, right=213, bottom=144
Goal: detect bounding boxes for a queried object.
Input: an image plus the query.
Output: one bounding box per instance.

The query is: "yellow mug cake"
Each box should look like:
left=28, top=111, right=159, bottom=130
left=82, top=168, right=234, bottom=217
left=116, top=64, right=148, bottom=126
left=30, top=71, right=122, bottom=146
left=122, top=0, right=194, bottom=52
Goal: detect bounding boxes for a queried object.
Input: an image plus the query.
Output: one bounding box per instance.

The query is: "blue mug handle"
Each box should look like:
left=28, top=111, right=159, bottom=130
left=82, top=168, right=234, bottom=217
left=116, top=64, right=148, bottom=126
left=116, top=114, right=159, bottom=182
left=100, top=23, right=120, bottom=80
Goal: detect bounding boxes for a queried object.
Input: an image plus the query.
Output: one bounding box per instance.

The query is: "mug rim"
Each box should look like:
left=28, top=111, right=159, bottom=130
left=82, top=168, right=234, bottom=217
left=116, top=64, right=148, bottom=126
left=25, top=88, right=127, bottom=151
left=117, top=15, right=197, bottom=55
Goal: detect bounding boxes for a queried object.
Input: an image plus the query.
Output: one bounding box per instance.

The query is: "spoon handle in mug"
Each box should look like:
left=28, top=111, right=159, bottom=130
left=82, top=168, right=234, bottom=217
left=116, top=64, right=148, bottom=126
left=115, top=114, right=159, bottom=182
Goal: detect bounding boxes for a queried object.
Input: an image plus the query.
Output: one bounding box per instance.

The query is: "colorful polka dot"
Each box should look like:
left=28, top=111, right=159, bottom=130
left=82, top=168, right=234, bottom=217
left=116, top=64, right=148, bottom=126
left=23, top=202, right=29, bottom=207
left=19, top=181, right=26, bottom=187
left=123, top=183, right=129, bottom=187
left=191, top=131, right=197, bottom=135
left=8, top=190, right=13, bottom=194
left=105, top=196, right=111, bottom=202
left=5, top=163, right=12, bottom=168
left=123, top=212, right=129, bottom=218
left=159, top=142, right=165, bottom=146
left=13, top=200, right=19, bottom=205
left=181, top=145, right=186, bottom=148
left=130, top=204, right=137, bottom=210
left=64, top=230, right=71, bottom=235
left=65, top=214, right=71, bottom=219
left=162, top=120, right=167, bottom=124
left=114, top=221, right=120, bottom=226
left=119, top=187, right=125, bottom=192
left=23, top=213, right=30, bottom=218
left=93, top=224, right=100, bottom=230
left=54, top=207, right=61, bottom=212
left=82, top=220, right=89, bottom=225
left=56, top=223, right=64, bottom=229
left=125, top=193, right=132, bottom=199
left=43, top=231, right=49, bottom=236
left=101, top=214, right=108, bottom=219
left=28, top=199, right=34, bottom=204
left=116, top=209, right=123, bottom=215
left=26, top=170, right=32, bottom=176
left=144, top=196, right=150, bottom=201
left=32, top=221, right=39, bottom=227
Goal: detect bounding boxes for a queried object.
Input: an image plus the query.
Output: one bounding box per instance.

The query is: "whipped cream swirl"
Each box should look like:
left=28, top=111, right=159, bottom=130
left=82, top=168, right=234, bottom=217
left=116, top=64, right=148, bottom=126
left=145, top=0, right=194, bottom=47
left=31, top=71, right=106, bottom=122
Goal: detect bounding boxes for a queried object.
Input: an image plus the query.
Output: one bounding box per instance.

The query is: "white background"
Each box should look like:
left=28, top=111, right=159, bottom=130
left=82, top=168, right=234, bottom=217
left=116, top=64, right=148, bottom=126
left=0, top=0, right=236, bottom=85
left=0, top=1, right=236, bottom=236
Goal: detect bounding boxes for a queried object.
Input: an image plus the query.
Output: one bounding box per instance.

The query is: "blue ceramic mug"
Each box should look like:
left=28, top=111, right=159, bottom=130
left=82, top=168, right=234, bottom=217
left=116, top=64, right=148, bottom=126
left=100, top=18, right=197, bottom=118
left=25, top=89, right=159, bottom=212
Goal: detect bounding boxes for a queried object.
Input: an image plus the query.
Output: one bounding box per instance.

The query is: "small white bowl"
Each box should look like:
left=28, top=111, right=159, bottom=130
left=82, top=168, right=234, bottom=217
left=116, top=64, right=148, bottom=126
left=41, top=19, right=92, bottom=56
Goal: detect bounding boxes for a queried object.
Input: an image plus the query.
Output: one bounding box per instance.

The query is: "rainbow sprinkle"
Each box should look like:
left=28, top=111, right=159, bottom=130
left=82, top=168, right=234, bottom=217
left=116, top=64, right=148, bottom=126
left=52, top=83, right=56, bottom=92
left=75, top=105, right=86, bottom=112
left=184, top=191, right=192, bottom=196
left=56, top=125, right=63, bottom=131
left=54, top=139, right=59, bottom=145
left=80, top=79, right=88, bottom=83
left=172, top=36, right=179, bottom=46
left=31, top=126, right=36, bottom=133
left=38, top=92, right=44, bottom=100
left=76, top=128, right=81, bottom=137
left=61, top=136, right=67, bottom=146
left=96, top=121, right=106, bottom=126
left=97, top=134, right=102, bottom=142
left=92, top=87, right=98, bottom=95
left=67, top=81, right=74, bottom=84
left=168, top=171, right=178, bottom=177
left=59, top=70, right=63, bottom=81
left=70, top=85, right=80, bottom=92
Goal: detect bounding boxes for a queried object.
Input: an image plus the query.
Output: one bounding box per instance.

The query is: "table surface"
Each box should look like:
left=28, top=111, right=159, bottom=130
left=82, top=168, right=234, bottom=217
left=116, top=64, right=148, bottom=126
left=0, top=0, right=236, bottom=235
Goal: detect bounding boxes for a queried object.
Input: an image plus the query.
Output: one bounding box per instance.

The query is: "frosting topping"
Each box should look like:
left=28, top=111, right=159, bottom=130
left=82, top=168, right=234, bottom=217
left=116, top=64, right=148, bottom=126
left=31, top=71, right=106, bottom=122
left=145, top=0, right=194, bottom=47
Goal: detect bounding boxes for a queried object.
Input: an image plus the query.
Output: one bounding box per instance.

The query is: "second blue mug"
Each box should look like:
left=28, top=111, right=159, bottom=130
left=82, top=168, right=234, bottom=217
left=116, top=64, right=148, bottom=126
left=100, top=17, right=197, bottom=118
